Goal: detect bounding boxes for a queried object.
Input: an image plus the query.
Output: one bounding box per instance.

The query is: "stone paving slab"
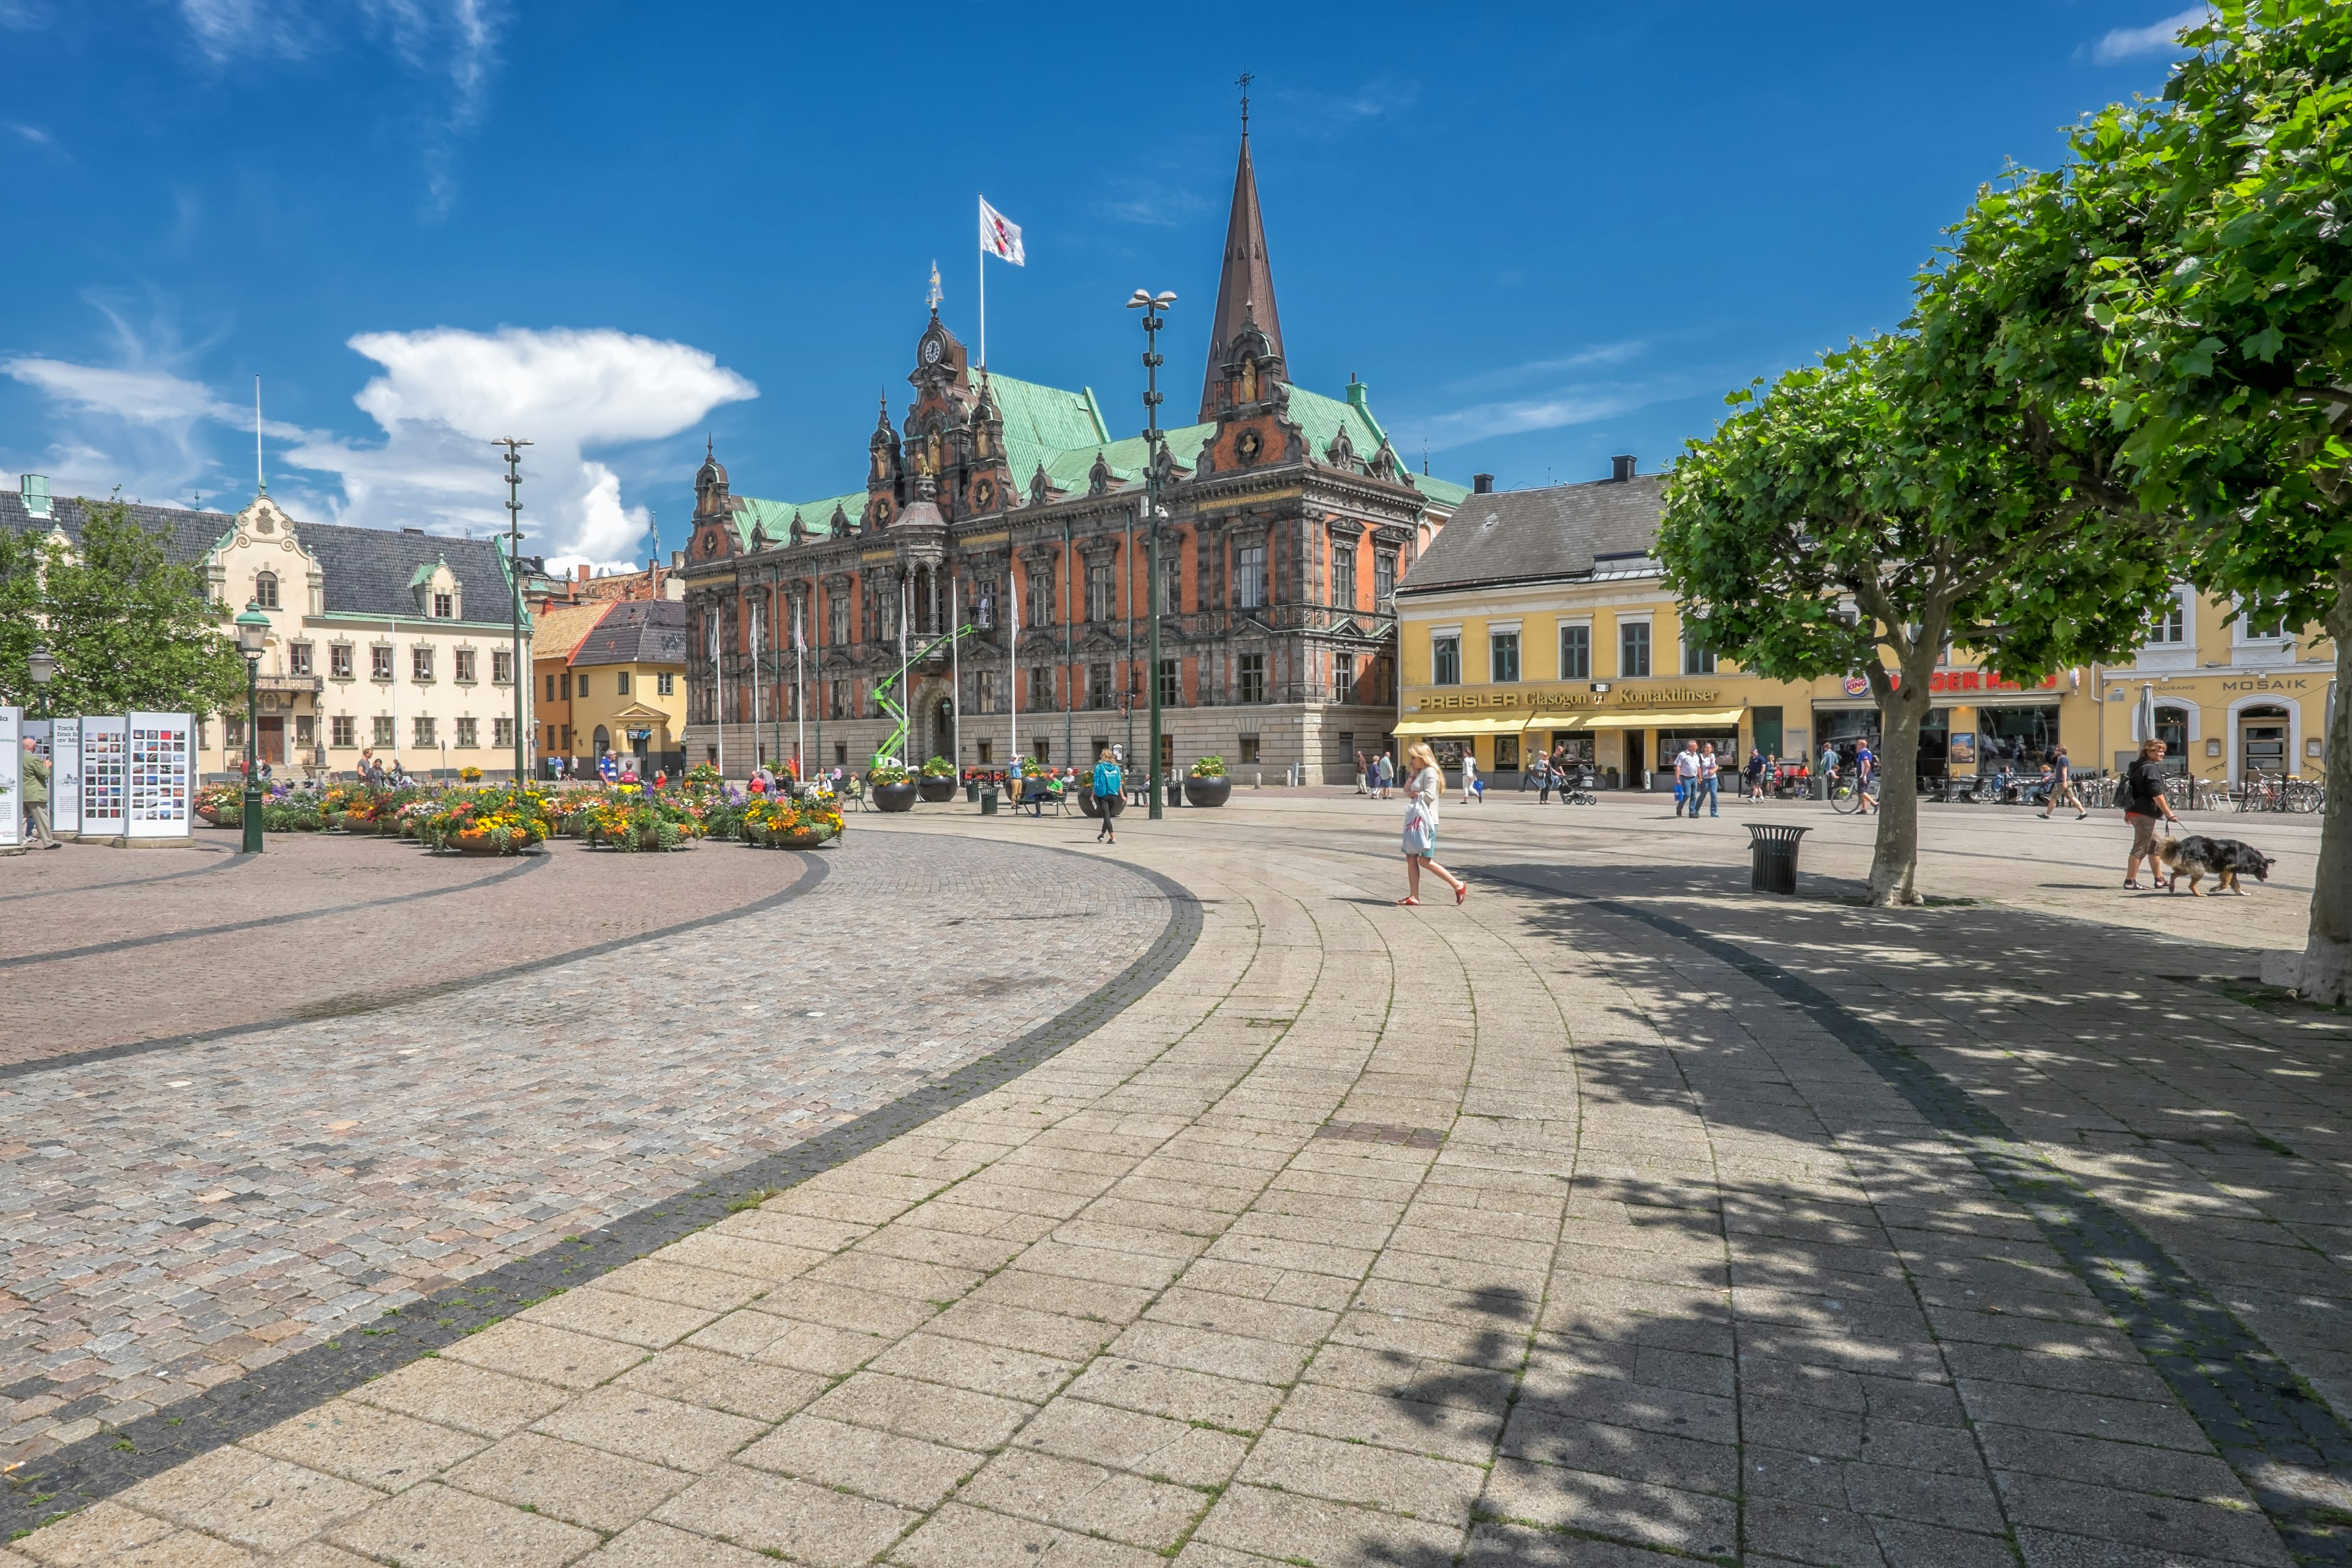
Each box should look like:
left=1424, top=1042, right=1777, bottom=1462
left=0, top=834, right=1169, bottom=1468
left=9, top=797, right=2347, bottom=1565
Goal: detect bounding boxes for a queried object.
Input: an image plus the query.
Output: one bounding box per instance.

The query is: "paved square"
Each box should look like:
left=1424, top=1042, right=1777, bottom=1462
left=3, top=792, right=2344, bottom=1566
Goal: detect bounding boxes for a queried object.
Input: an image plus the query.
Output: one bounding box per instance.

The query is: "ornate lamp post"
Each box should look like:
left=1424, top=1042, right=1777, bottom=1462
left=1126, top=288, right=1175, bottom=819
left=26, top=644, right=56, bottom=718
left=235, top=600, right=270, bottom=853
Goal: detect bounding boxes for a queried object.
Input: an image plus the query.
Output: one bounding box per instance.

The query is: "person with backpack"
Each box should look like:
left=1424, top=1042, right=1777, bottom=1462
left=1091, top=749, right=1123, bottom=844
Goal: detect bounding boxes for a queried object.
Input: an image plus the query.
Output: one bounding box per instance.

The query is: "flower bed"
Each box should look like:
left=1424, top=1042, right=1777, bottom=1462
left=742, top=795, right=845, bottom=850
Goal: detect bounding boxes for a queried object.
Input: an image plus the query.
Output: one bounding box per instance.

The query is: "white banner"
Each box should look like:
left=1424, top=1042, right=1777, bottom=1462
left=80, top=715, right=127, bottom=835
left=126, top=712, right=196, bottom=839
left=0, top=707, right=20, bottom=849
left=49, top=717, right=81, bottom=835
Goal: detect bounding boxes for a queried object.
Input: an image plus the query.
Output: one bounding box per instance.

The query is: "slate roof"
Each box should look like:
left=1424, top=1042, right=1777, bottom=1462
left=0, top=490, right=519, bottom=622
left=1396, top=472, right=1668, bottom=595
left=570, top=598, right=686, bottom=668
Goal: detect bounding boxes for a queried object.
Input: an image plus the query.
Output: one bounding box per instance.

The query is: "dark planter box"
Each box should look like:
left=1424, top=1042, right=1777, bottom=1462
left=1184, top=776, right=1232, bottom=807
left=873, top=781, right=920, bottom=813
left=1078, top=790, right=1126, bottom=819
left=917, top=776, right=958, bottom=802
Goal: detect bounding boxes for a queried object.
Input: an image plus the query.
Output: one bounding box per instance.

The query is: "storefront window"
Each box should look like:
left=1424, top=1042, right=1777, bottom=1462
left=1655, top=728, right=1740, bottom=771
left=1495, top=734, right=1520, bottom=770
left=1977, top=704, right=2059, bottom=770
left=1547, top=732, right=1596, bottom=767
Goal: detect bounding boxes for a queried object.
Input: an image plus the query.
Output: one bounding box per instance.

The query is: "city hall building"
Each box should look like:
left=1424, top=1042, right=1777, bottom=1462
left=1393, top=466, right=2335, bottom=790
left=678, top=125, right=1469, bottom=782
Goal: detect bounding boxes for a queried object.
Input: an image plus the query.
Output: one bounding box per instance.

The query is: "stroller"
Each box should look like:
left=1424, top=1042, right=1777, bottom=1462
left=1556, top=768, right=1599, bottom=806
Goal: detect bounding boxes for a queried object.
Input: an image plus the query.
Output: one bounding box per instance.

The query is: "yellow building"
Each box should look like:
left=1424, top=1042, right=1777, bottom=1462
left=559, top=598, right=688, bottom=775
left=1393, top=464, right=2334, bottom=791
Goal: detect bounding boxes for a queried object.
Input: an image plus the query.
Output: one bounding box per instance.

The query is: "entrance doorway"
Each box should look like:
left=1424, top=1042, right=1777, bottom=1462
left=2241, top=705, right=2290, bottom=780
left=1622, top=729, right=1645, bottom=789
left=258, top=716, right=285, bottom=764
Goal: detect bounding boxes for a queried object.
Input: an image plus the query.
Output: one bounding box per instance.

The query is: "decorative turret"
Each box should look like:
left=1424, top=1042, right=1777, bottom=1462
left=867, top=394, right=902, bottom=491
left=693, top=437, right=731, bottom=521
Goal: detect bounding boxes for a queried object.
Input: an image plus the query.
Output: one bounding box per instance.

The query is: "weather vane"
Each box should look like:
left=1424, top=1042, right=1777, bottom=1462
left=927, top=260, right=942, bottom=314
left=1237, top=69, right=1253, bottom=134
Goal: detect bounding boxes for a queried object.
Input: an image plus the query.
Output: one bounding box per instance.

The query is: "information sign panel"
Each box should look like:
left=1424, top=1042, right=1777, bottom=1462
left=48, top=717, right=81, bottom=835
left=80, top=715, right=127, bottom=836
left=0, top=707, right=20, bottom=850
left=125, top=712, right=195, bottom=839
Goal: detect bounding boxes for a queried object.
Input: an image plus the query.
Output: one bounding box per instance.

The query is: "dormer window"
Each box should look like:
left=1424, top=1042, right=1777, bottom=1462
left=254, top=570, right=279, bottom=609
left=434, top=592, right=454, bottom=619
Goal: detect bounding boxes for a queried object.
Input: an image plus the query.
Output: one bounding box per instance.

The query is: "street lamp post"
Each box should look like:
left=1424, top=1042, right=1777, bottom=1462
left=235, top=601, right=270, bottom=853
left=26, top=644, right=56, bottom=719
left=1126, top=288, right=1176, bottom=819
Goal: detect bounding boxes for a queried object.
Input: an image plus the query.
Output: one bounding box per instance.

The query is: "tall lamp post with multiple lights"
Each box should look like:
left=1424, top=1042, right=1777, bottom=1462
left=235, top=601, right=270, bottom=853
left=1126, top=288, right=1175, bottom=818
left=26, top=644, right=56, bottom=718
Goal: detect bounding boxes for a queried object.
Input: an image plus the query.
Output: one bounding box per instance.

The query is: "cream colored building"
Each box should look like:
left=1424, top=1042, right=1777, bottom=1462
left=1395, top=466, right=2334, bottom=791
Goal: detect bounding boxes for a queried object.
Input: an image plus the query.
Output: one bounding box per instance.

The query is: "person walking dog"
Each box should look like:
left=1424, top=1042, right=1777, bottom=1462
left=2122, top=737, right=2182, bottom=889
left=1398, top=742, right=1467, bottom=908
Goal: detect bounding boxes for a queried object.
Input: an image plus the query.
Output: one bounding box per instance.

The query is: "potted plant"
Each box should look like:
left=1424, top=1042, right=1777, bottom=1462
left=743, top=794, right=844, bottom=849
left=1185, top=755, right=1232, bottom=807
left=869, top=760, right=919, bottom=813
left=917, top=755, right=958, bottom=803
left=195, top=782, right=242, bottom=827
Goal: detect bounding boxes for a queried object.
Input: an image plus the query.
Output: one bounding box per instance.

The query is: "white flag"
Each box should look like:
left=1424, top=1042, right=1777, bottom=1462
left=979, top=197, right=1025, bottom=266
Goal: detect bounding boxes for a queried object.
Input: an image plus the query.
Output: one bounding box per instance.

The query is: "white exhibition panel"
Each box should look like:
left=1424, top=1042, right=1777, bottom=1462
left=125, top=712, right=196, bottom=838
left=49, top=717, right=81, bottom=835
left=80, top=715, right=127, bottom=835
left=0, top=707, right=20, bottom=849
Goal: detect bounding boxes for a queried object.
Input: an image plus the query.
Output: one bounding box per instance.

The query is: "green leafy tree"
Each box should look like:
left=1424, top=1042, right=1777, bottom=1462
left=2064, top=0, right=2352, bottom=997
left=0, top=524, right=47, bottom=706
left=31, top=500, right=246, bottom=717
left=1662, top=333, right=2174, bottom=904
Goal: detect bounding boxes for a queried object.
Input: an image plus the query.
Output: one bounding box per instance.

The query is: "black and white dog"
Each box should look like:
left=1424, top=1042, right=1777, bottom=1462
left=2154, top=835, right=2275, bottom=896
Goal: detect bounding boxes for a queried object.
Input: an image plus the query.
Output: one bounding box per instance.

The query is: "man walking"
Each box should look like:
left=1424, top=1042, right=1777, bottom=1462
left=20, top=736, right=56, bottom=849
left=1091, top=748, right=1123, bottom=844
left=1674, top=739, right=1702, bottom=817
left=1854, top=737, right=1878, bottom=814
left=2037, top=745, right=2088, bottom=821
left=1698, top=741, right=1722, bottom=818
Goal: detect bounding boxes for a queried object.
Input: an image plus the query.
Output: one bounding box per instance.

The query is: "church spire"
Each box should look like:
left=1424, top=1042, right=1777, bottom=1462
left=1199, top=86, right=1285, bottom=422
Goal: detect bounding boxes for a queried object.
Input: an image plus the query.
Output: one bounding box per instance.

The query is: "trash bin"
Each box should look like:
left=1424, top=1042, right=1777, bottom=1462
left=980, top=786, right=998, bottom=816
left=965, top=779, right=979, bottom=803
left=1748, top=823, right=1809, bottom=895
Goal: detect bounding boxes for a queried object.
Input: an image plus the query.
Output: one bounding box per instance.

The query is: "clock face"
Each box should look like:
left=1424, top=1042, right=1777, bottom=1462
left=921, top=337, right=942, bottom=365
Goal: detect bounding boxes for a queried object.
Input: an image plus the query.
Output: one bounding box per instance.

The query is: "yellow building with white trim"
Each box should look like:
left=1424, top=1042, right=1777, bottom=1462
left=1393, top=466, right=2333, bottom=792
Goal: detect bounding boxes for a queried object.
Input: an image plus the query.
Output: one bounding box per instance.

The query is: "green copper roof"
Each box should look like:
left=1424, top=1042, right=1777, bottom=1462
left=731, top=370, right=1465, bottom=537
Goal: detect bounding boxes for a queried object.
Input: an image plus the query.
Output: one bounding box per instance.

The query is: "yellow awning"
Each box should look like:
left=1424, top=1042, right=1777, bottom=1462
left=1536, top=707, right=1746, bottom=731
left=1391, top=715, right=1537, bottom=737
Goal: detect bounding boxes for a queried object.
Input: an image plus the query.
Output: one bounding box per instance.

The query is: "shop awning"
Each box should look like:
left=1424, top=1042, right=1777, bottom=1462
left=1391, top=715, right=1536, bottom=737
left=1534, top=707, right=1746, bottom=731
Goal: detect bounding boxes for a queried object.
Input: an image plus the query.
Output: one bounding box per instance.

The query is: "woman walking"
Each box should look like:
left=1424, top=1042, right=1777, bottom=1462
left=1398, top=742, right=1468, bottom=907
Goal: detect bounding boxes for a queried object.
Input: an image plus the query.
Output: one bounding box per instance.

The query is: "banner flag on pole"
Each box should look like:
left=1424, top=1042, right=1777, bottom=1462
left=979, top=197, right=1025, bottom=265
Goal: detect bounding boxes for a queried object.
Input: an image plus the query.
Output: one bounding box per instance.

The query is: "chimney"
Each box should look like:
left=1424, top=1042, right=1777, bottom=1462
left=1472, top=473, right=1494, bottom=495
left=1611, top=454, right=1637, bottom=482
left=576, top=562, right=590, bottom=582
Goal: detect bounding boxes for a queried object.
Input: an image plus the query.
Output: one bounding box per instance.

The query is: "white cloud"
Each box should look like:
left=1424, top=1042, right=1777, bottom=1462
left=2091, top=6, right=2213, bottom=63
left=1403, top=385, right=1663, bottom=452
left=287, top=326, right=757, bottom=565
left=2, top=358, right=299, bottom=437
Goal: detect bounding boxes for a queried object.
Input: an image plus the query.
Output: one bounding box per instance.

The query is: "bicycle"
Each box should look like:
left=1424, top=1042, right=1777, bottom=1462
left=2284, top=777, right=2324, bottom=814
left=1827, top=775, right=1879, bottom=815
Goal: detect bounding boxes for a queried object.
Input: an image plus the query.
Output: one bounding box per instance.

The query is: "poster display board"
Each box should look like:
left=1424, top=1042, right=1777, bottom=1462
left=125, top=712, right=195, bottom=839
left=48, top=717, right=81, bottom=835
left=80, top=715, right=127, bottom=837
left=0, top=707, right=20, bottom=850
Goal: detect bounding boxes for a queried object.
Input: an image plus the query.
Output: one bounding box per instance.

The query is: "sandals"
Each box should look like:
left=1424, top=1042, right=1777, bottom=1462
left=2124, top=880, right=2144, bottom=889
left=1455, top=884, right=1468, bottom=906
left=1397, top=896, right=1422, bottom=907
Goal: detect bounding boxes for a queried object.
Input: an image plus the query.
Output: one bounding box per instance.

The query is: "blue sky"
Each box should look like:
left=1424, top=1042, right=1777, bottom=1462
left=1, top=1, right=2204, bottom=566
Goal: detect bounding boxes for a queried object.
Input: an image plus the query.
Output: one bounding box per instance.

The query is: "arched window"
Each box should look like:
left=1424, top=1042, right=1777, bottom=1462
left=254, top=570, right=279, bottom=609
left=2154, top=704, right=2191, bottom=756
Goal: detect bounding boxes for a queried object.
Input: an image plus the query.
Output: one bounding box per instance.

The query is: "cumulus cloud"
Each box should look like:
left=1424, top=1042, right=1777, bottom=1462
left=2091, top=6, right=2213, bottom=63
left=287, top=326, right=757, bottom=566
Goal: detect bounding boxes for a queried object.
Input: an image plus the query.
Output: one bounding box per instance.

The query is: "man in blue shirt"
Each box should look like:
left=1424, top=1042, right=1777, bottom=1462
left=1091, top=749, right=1124, bottom=844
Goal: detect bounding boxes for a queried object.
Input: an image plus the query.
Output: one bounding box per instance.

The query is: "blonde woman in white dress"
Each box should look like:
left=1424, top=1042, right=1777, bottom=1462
left=1399, top=742, right=1469, bottom=907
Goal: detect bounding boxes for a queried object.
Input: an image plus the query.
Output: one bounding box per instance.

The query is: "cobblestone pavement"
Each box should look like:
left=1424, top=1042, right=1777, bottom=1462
left=0, top=831, right=842, bottom=1067
left=0, top=832, right=1171, bottom=1471
left=8, top=795, right=2347, bottom=1566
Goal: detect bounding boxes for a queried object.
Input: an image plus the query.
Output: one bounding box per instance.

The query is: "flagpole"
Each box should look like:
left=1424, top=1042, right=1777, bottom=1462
left=1009, top=571, right=1020, bottom=771
left=712, top=616, right=725, bottom=782
left=898, top=568, right=910, bottom=764
left=794, top=600, right=805, bottom=784
left=750, top=598, right=763, bottom=771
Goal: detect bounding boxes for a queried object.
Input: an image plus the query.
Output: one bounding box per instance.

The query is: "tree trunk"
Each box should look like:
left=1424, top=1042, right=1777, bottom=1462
left=1866, top=654, right=1937, bottom=907
left=2298, top=559, right=2352, bottom=1002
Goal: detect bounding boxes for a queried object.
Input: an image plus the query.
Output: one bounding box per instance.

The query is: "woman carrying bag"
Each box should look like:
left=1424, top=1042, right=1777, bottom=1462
left=1398, top=742, right=1469, bottom=907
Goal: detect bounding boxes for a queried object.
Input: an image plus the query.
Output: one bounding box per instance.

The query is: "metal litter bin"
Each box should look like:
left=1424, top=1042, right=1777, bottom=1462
left=979, top=785, right=998, bottom=816
left=965, top=779, right=979, bottom=803
left=1747, top=823, right=1809, bottom=895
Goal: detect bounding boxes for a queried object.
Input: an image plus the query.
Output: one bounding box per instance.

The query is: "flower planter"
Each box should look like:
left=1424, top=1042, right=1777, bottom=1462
left=749, top=825, right=837, bottom=850
left=453, top=837, right=523, bottom=856
left=1077, top=790, right=1125, bottom=819
left=1184, top=776, right=1232, bottom=807
left=872, top=780, right=919, bottom=813
left=917, top=776, right=958, bottom=803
